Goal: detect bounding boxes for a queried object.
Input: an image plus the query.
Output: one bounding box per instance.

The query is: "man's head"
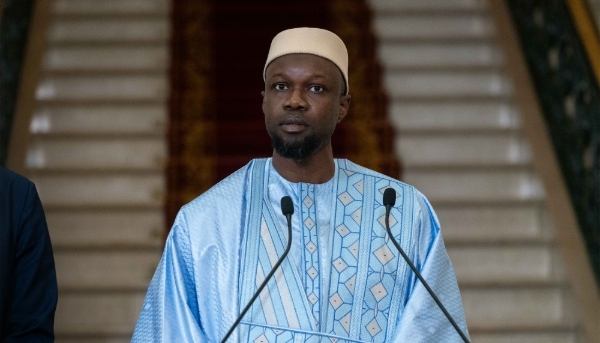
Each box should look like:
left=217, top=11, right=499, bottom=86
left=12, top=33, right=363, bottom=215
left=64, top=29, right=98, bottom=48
left=263, top=28, right=349, bottom=95
left=262, top=28, right=351, bottom=162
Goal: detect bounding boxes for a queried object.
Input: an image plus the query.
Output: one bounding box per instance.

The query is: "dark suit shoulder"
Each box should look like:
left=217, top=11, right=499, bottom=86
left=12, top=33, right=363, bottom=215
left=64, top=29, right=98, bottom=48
left=0, top=167, right=38, bottom=242
left=0, top=167, right=35, bottom=204
left=0, top=167, right=56, bottom=342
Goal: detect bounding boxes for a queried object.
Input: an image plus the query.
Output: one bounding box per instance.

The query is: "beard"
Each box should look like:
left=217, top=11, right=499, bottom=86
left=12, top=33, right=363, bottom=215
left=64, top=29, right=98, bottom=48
left=268, top=129, right=330, bottom=162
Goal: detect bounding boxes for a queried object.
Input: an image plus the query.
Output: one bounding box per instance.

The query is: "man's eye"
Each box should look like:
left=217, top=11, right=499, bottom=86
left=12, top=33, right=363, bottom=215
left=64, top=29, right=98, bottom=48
left=274, top=84, right=288, bottom=91
left=310, top=86, right=324, bottom=93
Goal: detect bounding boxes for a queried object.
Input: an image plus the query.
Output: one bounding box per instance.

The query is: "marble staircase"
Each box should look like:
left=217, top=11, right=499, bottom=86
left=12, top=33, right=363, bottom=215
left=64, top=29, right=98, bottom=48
left=369, top=0, right=586, bottom=342
left=25, top=0, right=169, bottom=342
left=21, top=0, right=592, bottom=342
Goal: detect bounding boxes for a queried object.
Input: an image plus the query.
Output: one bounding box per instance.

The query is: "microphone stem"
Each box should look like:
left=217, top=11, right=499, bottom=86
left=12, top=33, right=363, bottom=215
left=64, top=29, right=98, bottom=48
left=221, top=213, right=293, bottom=343
left=385, top=206, right=470, bottom=343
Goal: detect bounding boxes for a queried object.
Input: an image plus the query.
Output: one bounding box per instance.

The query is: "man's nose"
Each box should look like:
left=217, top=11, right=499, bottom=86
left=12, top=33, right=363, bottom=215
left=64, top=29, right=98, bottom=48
left=284, top=88, right=308, bottom=110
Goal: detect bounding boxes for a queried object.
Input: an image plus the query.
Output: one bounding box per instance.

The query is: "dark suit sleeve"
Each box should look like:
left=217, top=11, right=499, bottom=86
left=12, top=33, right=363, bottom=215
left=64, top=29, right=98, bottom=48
left=6, top=182, right=57, bottom=343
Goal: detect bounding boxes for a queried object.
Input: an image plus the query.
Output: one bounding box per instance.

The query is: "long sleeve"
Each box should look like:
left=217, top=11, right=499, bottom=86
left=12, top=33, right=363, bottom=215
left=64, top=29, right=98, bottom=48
left=3, top=179, right=57, bottom=343
left=131, top=215, right=208, bottom=343
left=132, top=164, right=250, bottom=343
left=392, top=193, right=470, bottom=343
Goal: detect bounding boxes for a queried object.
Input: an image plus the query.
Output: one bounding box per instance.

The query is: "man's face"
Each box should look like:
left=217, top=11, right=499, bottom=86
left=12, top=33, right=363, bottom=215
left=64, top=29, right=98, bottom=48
left=262, top=53, right=350, bottom=161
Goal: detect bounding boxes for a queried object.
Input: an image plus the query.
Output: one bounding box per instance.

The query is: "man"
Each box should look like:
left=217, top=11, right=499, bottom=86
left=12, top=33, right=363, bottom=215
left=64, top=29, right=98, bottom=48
left=132, top=28, right=469, bottom=342
left=0, top=167, right=58, bottom=342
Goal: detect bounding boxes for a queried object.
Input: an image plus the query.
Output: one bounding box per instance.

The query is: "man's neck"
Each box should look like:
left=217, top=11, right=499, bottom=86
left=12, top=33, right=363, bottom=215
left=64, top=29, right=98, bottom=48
left=271, top=146, right=335, bottom=184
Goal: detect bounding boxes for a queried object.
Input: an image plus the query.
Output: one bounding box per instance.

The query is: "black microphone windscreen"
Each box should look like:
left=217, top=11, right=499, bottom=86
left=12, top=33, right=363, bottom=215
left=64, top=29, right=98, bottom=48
left=281, top=196, right=294, bottom=215
left=383, top=188, right=396, bottom=207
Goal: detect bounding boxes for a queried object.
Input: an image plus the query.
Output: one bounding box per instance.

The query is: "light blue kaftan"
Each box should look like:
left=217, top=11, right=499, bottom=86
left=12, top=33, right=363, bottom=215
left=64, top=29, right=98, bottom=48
left=132, top=159, right=469, bottom=343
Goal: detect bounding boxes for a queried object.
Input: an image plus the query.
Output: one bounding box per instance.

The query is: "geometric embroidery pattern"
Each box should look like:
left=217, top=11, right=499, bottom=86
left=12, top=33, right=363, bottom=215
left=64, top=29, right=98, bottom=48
left=301, top=184, right=321, bottom=327
left=325, top=168, right=409, bottom=342
left=359, top=179, right=406, bottom=342
left=238, top=159, right=414, bottom=343
left=245, top=323, right=369, bottom=343
left=326, top=167, right=365, bottom=337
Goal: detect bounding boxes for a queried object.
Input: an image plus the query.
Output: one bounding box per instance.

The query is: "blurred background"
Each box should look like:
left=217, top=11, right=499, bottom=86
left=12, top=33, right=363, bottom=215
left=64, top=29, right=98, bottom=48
left=1, top=0, right=599, bottom=342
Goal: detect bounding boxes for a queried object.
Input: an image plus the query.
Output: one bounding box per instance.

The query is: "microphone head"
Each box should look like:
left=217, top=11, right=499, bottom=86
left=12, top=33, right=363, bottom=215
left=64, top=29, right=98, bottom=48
left=383, top=188, right=396, bottom=207
left=281, top=196, right=294, bottom=215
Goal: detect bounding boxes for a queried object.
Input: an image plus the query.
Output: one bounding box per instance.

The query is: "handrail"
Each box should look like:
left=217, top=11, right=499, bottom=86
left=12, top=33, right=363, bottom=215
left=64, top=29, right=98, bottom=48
left=491, top=0, right=600, bottom=341
left=567, top=0, right=600, bottom=84
left=3, top=0, right=51, bottom=173
left=505, top=0, right=600, bottom=286
left=0, top=0, right=37, bottom=167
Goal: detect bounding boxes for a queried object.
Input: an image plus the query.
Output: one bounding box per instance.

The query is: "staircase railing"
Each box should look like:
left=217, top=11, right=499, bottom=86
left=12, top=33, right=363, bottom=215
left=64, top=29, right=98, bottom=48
left=0, top=0, right=50, bottom=172
left=506, top=0, right=600, bottom=286
left=491, top=0, right=600, bottom=341
left=0, top=0, right=35, bottom=166
left=584, top=0, right=600, bottom=38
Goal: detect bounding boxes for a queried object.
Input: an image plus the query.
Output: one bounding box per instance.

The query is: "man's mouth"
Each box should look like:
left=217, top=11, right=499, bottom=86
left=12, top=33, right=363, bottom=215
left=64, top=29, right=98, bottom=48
left=280, top=117, right=307, bottom=133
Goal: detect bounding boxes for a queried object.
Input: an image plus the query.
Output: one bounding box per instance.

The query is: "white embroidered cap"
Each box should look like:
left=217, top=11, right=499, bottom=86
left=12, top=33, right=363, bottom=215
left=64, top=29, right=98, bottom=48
left=263, top=27, right=349, bottom=95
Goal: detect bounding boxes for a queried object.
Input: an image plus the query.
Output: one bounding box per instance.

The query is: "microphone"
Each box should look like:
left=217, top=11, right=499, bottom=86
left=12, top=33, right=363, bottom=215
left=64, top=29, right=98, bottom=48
left=221, top=196, right=294, bottom=343
left=383, top=188, right=470, bottom=343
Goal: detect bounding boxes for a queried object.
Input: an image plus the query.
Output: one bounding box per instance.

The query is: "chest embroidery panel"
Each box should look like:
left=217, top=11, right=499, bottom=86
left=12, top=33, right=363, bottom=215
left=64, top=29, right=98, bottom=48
left=237, top=161, right=415, bottom=343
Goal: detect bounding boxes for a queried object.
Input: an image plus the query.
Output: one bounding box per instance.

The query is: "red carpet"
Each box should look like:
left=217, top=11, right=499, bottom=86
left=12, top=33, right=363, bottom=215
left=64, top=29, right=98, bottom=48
left=166, top=0, right=400, bottom=229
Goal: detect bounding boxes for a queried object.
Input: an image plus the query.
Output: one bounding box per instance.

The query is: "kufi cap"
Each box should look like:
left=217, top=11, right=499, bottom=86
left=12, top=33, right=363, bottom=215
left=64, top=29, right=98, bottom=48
left=264, top=27, right=349, bottom=95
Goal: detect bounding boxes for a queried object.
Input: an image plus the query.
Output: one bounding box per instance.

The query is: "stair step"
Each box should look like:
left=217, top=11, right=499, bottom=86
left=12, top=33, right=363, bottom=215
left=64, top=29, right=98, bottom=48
left=49, top=41, right=168, bottom=49
left=53, top=13, right=169, bottom=21
left=385, top=66, right=505, bottom=74
left=403, top=164, right=534, bottom=172
left=53, top=0, right=168, bottom=15
left=30, top=174, right=164, bottom=207
left=49, top=19, right=168, bottom=43
left=373, top=14, right=494, bottom=40
left=459, top=280, right=566, bottom=289
left=55, top=251, right=160, bottom=289
left=398, top=128, right=521, bottom=136
left=47, top=210, right=163, bottom=248
left=57, top=337, right=130, bottom=343
left=44, top=70, right=167, bottom=77
left=403, top=169, right=544, bottom=202
left=44, top=204, right=163, bottom=212
left=462, top=287, right=573, bottom=328
left=36, top=99, right=166, bottom=107
left=469, top=332, right=579, bottom=343
left=448, top=246, right=556, bottom=284
left=55, top=292, right=145, bottom=335
left=384, top=71, right=513, bottom=97
left=391, top=95, right=512, bottom=103
left=35, top=75, right=167, bottom=101
left=380, top=37, right=497, bottom=46
left=378, top=43, right=502, bottom=68
left=26, top=138, right=166, bottom=170
left=397, top=134, right=531, bottom=166
left=368, top=0, right=487, bottom=12
left=390, top=101, right=520, bottom=130
left=436, top=205, right=548, bottom=242
left=44, top=46, right=167, bottom=71
left=31, top=105, right=166, bottom=134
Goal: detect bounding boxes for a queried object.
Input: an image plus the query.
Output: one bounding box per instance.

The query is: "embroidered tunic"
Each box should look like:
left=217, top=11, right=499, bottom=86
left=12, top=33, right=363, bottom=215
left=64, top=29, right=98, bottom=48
left=132, top=159, right=469, bottom=342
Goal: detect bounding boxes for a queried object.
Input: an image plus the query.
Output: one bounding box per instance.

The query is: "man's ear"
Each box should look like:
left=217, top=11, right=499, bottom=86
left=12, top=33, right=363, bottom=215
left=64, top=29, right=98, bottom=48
left=261, top=90, right=266, bottom=114
left=337, top=94, right=351, bottom=123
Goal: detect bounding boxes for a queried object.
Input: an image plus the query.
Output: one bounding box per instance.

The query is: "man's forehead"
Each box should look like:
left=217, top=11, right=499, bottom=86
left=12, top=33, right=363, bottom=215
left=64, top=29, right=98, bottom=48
left=265, top=53, right=341, bottom=79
